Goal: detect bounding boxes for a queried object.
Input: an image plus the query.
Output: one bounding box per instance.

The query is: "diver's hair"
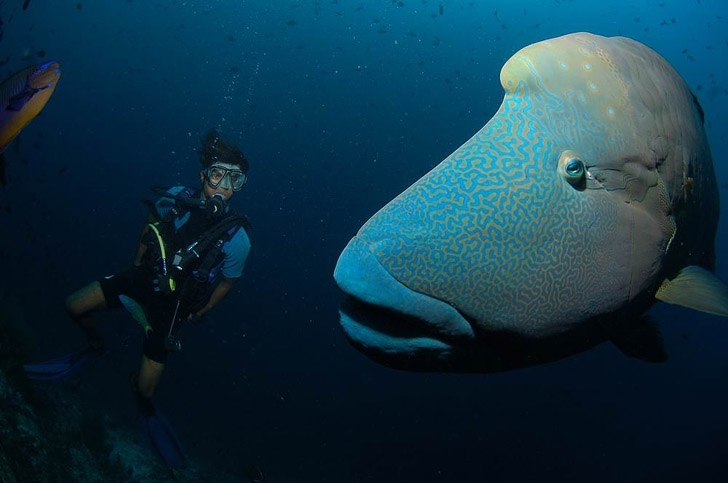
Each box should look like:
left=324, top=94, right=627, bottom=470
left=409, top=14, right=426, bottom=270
left=199, top=129, right=249, bottom=172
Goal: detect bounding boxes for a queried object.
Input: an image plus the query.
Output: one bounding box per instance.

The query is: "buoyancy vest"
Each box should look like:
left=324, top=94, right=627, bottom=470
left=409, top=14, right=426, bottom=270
left=142, top=187, right=247, bottom=303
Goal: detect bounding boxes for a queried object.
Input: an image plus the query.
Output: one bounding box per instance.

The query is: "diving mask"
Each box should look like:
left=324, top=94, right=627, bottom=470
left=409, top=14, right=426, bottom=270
left=204, top=164, right=247, bottom=191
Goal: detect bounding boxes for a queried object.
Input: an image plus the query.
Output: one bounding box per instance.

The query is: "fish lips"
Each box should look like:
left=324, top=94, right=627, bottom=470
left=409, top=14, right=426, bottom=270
left=334, top=236, right=476, bottom=361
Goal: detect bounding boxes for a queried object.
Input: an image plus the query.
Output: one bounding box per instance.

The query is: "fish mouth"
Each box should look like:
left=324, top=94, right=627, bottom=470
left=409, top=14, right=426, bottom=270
left=334, top=236, right=476, bottom=364
left=30, top=61, right=61, bottom=89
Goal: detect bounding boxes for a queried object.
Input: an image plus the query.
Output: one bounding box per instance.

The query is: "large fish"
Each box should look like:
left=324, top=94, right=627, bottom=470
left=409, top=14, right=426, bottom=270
left=0, top=60, right=60, bottom=153
left=334, top=32, right=728, bottom=373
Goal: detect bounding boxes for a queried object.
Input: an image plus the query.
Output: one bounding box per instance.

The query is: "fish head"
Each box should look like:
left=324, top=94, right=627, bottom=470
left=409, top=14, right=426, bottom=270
left=18, top=60, right=61, bottom=114
left=0, top=60, right=61, bottom=152
left=334, top=33, right=716, bottom=371
left=28, top=60, right=61, bottom=90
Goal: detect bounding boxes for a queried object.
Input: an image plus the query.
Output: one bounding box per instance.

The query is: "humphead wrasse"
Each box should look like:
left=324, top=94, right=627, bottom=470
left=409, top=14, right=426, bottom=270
left=0, top=60, right=60, bottom=153
left=334, top=32, right=728, bottom=373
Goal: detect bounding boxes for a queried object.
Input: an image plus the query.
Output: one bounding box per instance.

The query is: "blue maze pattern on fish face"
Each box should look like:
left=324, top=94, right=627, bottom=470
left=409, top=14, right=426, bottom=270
left=358, top=88, right=615, bottom=336
left=355, top=33, right=713, bottom=337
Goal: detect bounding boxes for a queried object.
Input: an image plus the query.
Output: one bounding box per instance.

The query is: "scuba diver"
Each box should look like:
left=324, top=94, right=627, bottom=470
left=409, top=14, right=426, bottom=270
left=24, top=129, right=251, bottom=469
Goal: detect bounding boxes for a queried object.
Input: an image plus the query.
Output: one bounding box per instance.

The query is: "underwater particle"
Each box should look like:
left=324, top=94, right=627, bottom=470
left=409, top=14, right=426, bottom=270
left=23, top=0, right=31, bottom=11
left=285, top=19, right=297, bottom=26
left=76, top=3, right=83, bottom=10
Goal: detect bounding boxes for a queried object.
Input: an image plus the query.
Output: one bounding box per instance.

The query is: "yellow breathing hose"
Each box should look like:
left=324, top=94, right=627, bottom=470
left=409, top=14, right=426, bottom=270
left=148, top=223, right=176, bottom=292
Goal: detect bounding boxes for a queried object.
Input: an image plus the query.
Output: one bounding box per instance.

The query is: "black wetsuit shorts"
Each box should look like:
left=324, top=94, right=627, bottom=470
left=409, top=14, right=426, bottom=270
left=98, top=265, right=183, bottom=364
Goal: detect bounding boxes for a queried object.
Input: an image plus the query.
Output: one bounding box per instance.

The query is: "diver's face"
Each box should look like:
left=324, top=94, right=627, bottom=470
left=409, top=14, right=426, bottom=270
left=200, top=162, right=246, bottom=201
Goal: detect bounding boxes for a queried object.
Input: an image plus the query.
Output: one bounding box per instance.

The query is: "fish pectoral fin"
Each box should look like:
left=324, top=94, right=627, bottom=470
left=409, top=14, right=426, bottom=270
left=655, top=265, right=728, bottom=317
left=7, top=87, right=38, bottom=111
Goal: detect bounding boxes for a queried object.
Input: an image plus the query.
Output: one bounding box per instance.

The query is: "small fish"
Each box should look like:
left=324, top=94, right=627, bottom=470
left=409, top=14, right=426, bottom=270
left=22, top=0, right=31, bottom=11
left=0, top=60, right=60, bottom=153
left=119, top=295, right=153, bottom=335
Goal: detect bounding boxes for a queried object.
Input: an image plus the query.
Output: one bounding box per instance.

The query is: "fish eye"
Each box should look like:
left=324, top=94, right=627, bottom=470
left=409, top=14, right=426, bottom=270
left=565, top=159, right=585, bottom=177
left=558, top=151, right=587, bottom=189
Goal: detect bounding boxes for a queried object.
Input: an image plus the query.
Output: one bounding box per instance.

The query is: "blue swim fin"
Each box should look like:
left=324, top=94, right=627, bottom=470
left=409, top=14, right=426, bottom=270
left=141, top=401, right=187, bottom=469
left=23, top=346, right=101, bottom=381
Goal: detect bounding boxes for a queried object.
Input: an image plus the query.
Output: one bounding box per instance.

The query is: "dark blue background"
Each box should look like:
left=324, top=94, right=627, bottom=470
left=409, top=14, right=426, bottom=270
left=1, top=1, right=727, bottom=481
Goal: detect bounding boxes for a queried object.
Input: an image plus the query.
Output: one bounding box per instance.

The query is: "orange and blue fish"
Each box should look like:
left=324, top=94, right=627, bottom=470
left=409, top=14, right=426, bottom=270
left=0, top=60, right=60, bottom=153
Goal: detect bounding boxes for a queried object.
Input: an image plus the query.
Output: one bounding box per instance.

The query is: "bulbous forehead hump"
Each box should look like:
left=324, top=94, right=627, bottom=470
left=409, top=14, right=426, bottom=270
left=498, top=32, right=699, bottom=168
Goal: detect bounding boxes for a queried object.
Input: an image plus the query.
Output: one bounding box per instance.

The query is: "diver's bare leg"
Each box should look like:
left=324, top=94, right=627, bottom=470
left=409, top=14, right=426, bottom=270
left=138, top=355, right=165, bottom=399
left=65, top=281, right=106, bottom=349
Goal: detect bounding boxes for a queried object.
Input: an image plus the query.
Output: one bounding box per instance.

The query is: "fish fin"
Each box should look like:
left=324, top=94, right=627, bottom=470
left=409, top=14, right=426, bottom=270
left=7, top=86, right=37, bottom=111
left=655, top=265, right=728, bottom=316
left=610, top=316, right=667, bottom=363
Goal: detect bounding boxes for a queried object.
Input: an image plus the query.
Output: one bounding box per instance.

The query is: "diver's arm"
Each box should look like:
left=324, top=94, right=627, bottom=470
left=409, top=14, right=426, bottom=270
left=193, top=277, right=236, bottom=317
left=133, top=214, right=157, bottom=266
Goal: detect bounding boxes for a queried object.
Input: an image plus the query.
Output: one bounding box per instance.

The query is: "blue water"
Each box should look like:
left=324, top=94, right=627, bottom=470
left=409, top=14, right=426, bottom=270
left=1, top=1, right=727, bottom=481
